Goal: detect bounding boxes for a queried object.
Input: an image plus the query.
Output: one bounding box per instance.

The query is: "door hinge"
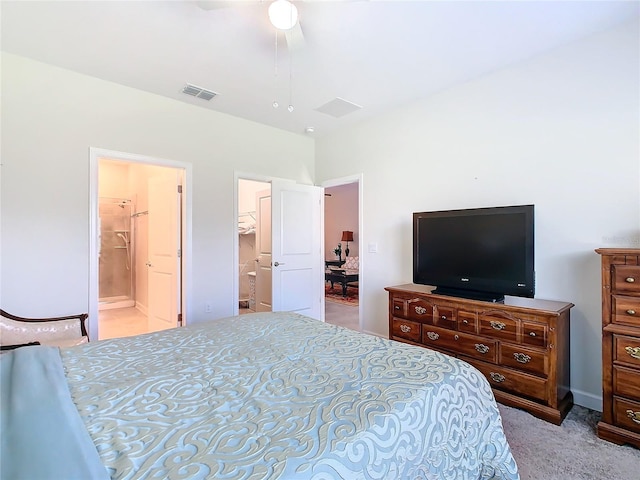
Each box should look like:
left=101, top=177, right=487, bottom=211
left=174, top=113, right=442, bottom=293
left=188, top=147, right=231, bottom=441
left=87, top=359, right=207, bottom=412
left=177, top=249, right=182, bottom=258
left=178, top=184, right=183, bottom=193
left=178, top=313, right=183, bottom=327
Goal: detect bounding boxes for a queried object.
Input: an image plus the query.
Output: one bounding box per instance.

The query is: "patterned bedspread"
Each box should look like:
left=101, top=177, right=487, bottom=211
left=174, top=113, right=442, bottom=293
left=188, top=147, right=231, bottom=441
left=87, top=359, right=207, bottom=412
left=58, top=312, right=518, bottom=479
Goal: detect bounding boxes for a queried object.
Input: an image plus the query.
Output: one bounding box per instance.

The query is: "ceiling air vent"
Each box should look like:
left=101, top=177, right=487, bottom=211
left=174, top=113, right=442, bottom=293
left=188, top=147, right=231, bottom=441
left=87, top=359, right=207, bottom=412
left=315, top=97, right=362, bottom=118
left=182, top=83, right=218, bottom=101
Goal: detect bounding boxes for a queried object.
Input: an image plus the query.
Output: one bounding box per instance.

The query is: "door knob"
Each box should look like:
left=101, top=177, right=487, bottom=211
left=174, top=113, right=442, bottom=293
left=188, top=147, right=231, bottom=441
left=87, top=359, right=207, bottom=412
left=145, top=261, right=152, bottom=267
left=274, top=262, right=285, bottom=267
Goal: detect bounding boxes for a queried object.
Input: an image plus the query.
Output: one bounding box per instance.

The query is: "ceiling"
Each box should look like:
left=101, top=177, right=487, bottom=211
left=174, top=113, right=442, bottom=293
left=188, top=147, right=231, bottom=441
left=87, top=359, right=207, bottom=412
left=2, top=1, right=638, bottom=137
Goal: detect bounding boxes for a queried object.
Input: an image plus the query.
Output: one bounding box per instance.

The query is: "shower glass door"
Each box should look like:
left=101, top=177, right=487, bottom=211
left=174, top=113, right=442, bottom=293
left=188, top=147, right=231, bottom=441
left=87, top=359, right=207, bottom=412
left=99, top=198, right=135, bottom=309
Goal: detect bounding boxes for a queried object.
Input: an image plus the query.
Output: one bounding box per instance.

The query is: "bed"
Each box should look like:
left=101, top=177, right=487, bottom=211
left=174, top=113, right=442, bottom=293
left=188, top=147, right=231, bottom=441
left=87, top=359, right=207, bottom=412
left=1, top=312, right=519, bottom=479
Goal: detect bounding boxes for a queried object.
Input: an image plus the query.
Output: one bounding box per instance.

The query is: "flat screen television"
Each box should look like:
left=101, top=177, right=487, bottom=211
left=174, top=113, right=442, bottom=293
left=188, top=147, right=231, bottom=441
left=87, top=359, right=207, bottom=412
left=413, top=204, right=534, bottom=302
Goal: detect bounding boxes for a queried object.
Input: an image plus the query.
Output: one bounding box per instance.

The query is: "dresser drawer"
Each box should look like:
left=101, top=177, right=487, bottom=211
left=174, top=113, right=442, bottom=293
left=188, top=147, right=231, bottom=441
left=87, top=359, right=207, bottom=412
left=391, top=298, right=405, bottom=317
left=614, top=334, right=640, bottom=368
left=612, top=295, right=640, bottom=328
left=521, top=321, right=548, bottom=348
left=613, top=396, right=640, bottom=434
left=613, top=265, right=640, bottom=294
left=391, top=318, right=421, bottom=343
left=479, top=314, right=517, bottom=342
left=422, top=326, right=497, bottom=363
left=406, top=298, right=434, bottom=323
left=433, top=306, right=456, bottom=330
left=457, top=310, right=477, bottom=333
left=467, top=358, right=547, bottom=403
left=500, top=343, right=548, bottom=377
left=613, top=365, right=640, bottom=401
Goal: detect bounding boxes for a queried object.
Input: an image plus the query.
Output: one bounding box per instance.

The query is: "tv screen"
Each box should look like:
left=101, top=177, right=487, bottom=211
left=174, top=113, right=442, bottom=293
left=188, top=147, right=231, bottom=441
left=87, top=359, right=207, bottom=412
left=413, top=205, right=534, bottom=302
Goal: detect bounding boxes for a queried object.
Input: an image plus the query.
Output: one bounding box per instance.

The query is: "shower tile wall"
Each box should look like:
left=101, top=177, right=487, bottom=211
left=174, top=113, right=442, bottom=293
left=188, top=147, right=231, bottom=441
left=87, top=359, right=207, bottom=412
left=99, top=202, right=132, bottom=299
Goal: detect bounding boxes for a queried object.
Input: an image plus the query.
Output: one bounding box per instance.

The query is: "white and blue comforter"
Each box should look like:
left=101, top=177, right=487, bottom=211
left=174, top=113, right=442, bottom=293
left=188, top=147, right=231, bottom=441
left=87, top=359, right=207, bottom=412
left=2, top=312, right=519, bottom=479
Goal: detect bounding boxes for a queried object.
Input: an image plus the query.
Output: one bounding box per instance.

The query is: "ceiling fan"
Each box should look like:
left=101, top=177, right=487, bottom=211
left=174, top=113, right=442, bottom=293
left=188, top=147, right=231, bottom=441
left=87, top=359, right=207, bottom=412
left=196, top=0, right=306, bottom=51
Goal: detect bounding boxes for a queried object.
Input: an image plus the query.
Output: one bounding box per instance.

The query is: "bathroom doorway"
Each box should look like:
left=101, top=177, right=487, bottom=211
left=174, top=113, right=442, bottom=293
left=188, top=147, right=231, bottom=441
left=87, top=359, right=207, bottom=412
left=89, top=149, right=191, bottom=342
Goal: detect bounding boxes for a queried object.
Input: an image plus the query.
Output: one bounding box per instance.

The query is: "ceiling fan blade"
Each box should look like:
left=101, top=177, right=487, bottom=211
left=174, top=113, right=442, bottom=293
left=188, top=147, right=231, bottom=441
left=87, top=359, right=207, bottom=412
left=284, top=21, right=306, bottom=51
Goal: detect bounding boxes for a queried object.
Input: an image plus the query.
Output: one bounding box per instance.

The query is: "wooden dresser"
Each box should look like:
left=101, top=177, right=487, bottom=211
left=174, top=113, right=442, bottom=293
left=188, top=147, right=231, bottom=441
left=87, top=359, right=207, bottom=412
left=385, top=284, right=574, bottom=424
left=596, top=248, right=640, bottom=448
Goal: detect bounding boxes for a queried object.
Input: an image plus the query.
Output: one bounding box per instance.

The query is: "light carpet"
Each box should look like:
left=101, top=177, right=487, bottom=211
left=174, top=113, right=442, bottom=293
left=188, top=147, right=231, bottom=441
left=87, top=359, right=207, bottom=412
left=499, top=404, right=640, bottom=479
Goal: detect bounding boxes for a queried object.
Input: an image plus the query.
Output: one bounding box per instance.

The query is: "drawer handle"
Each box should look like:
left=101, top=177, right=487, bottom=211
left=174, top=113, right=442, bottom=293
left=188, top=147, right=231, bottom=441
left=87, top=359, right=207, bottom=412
left=625, top=277, right=636, bottom=283
left=414, top=306, right=427, bottom=315
left=490, top=372, right=506, bottom=383
left=462, top=319, right=469, bottom=324
left=627, top=309, right=636, bottom=316
left=400, top=324, right=411, bottom=333
left=626, top=410, right=640, bottom=424
left=426, top=331, right=439, bottom=341
left=625, top=346, right=640, bottom=360
left=513, top=352, right=532, bottom=364
left=529, top=332, right=537, bottom=337
left=475, top=344, right=490, bottom=354
left=490, top=321, right=506, bottom=330
left=441, top=315, right=448, bottom=320
left=394, top=305, right=401, bottom=310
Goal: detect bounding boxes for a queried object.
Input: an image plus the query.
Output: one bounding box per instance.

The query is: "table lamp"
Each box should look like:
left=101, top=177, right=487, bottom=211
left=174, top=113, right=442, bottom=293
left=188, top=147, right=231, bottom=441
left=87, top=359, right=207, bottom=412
left=341, top=231, right=354, bottom=257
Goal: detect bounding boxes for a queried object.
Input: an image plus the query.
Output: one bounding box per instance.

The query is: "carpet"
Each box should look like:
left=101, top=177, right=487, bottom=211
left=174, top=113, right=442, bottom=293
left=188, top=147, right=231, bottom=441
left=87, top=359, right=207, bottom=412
left=325, top=284, right=358, bottom=306
left=498, top=404, right=640, bottom=479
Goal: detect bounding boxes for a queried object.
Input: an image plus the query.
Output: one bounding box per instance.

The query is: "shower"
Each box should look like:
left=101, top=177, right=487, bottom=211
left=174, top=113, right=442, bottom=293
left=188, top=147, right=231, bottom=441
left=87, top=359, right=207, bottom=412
left=116, top=232, right=131, bottom=270
left=99, top=198, right=135, bottom=309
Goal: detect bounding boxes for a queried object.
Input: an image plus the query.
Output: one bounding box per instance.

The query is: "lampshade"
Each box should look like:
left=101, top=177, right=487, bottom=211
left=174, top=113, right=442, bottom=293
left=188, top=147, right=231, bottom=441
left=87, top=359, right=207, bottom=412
left=341, top=231, right=354, bottom=242
left=268, top=0, right=298, bottom=31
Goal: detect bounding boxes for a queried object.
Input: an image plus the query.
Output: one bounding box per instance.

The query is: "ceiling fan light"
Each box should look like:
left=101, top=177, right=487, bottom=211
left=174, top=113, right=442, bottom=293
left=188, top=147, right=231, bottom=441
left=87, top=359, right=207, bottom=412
left=268, top=0, right=298, bottom=31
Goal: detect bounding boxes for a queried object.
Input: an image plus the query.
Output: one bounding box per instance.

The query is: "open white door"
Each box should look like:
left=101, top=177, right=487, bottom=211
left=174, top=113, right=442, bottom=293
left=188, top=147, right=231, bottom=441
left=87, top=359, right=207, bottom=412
left=254, top=188, right=272, bottom=312
left=147, top=171, right=181, bottom=332
left=271, top=180, right=323, bottom=320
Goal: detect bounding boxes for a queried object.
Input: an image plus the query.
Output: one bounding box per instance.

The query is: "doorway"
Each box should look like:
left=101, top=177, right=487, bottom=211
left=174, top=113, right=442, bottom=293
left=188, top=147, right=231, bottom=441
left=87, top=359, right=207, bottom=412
left=89, top=148, right=192, bottom=342
left=237, top=179, right=271, bottom=314
left=323, top=176, right=362, bottom=332
left=234, top=175, right=324, bottom=320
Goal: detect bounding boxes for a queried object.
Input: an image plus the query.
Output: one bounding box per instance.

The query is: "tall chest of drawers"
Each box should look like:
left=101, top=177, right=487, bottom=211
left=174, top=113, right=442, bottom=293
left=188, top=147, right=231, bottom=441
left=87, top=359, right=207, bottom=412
left=385, top=284, right=574, bottom=425
left=596, top=248, right=640, bottom=448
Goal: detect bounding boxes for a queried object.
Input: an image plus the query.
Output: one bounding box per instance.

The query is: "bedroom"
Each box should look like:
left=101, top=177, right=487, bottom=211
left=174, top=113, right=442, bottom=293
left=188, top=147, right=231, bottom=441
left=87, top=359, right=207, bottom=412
left=1, top=0, right=639, bottom=474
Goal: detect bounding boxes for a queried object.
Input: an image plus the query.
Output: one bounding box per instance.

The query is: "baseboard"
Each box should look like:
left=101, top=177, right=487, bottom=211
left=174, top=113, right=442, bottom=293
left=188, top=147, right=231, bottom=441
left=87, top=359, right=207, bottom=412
left=135, top=302, right=148, bottom=316
left=362, top=328, right=385, bottom=338
left=572, top=388, right=602, bottom=412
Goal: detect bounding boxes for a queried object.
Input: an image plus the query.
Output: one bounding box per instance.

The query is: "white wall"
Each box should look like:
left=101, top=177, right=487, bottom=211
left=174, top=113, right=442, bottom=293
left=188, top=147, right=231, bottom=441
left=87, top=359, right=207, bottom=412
left=315, top=20, right=640, bottom=409
left=1, top=53, right=314, bottom=325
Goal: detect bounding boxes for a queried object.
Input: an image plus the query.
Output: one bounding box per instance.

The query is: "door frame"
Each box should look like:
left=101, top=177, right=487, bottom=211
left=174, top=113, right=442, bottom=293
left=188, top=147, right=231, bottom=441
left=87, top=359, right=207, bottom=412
left=233, top=171, right=301, bottom=316
left=321, top=174, right=363, bottom=331
left=89, top=147, right=193, bottom=342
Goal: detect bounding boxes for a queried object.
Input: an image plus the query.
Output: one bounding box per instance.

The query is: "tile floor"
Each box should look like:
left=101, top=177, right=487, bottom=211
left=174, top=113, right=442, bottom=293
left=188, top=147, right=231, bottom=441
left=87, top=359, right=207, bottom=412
left=99, top=307, right=149, bottom=340
left=101, top=300, right=360, bottom=341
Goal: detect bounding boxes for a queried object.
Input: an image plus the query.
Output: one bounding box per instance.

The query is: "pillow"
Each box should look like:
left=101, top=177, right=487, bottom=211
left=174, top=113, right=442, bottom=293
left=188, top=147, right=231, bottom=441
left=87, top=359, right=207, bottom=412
left=344, top=256, right=359, bottom=270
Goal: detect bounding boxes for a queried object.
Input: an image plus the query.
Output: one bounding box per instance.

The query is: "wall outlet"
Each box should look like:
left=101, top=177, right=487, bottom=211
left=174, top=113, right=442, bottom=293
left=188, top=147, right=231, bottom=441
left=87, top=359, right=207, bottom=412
left=204, top=302, right=212, bottom=313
